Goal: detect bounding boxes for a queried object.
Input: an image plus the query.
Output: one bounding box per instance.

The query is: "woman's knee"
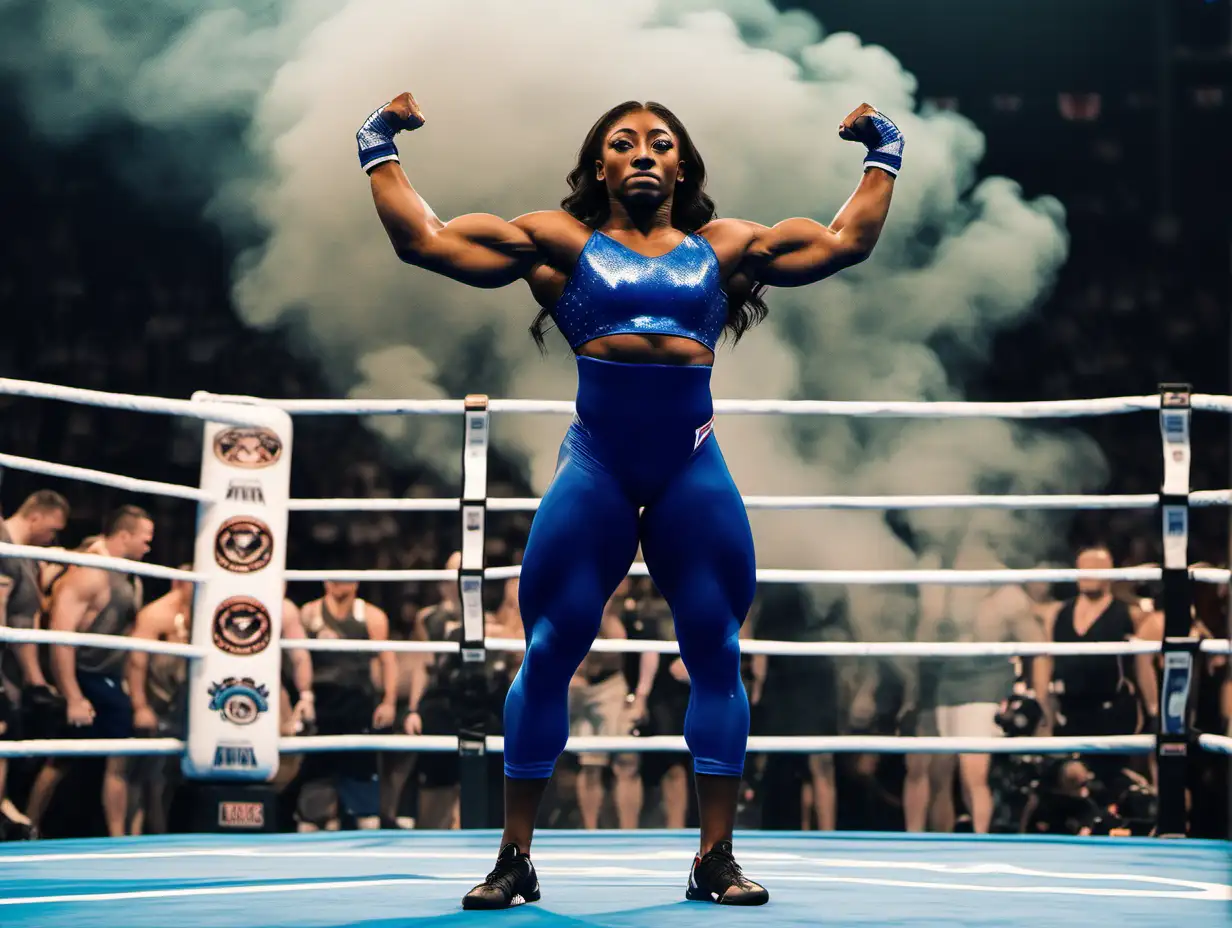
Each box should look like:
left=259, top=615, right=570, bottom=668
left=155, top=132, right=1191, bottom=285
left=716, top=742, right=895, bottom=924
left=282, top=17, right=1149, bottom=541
left=520, top=624, right=594, bottom=691
left=677, top=627, right=741, bottom=688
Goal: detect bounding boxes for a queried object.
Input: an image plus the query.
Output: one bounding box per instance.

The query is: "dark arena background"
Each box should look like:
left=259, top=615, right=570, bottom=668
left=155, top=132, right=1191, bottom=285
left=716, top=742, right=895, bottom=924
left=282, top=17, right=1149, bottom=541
left=0, top=1, right=1228, bottom=926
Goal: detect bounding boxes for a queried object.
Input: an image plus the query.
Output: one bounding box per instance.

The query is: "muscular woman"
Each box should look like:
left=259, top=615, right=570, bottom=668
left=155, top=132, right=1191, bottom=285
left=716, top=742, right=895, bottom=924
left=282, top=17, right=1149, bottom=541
left=358, top=92, right=902, bottom=908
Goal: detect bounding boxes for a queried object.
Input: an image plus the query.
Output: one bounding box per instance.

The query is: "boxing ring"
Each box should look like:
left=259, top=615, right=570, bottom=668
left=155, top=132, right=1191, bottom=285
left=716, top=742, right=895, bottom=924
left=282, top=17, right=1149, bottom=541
left=0, top=376, right=1230, bottom=927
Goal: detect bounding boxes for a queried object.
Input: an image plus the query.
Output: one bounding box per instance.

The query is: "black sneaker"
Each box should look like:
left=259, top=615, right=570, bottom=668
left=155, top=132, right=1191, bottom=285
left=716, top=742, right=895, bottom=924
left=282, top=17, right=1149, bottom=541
left=685, top=840, right=769, bottom=906
left=462, top=843, right=541, bottom=910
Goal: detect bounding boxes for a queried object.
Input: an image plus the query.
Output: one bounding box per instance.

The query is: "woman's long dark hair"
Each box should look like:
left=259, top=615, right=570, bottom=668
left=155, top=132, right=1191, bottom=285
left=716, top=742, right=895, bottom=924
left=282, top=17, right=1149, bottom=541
left=530, top=100, right=768, bottom=349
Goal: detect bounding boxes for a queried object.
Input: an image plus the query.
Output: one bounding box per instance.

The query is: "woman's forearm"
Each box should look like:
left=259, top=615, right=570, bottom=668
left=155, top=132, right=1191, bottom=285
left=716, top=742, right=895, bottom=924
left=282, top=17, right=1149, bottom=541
left=829, top=168, right=895, bottom=257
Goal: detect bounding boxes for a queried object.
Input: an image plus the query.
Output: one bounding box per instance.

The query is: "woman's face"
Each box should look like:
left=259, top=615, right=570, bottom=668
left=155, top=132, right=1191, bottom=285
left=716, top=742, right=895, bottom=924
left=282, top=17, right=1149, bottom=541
left=596, top=109, right=683, bottom=207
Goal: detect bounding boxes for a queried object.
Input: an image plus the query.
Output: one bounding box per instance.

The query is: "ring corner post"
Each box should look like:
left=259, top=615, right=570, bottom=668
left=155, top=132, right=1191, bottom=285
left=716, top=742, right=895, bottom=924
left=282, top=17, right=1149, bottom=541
left=182, top=401, right=292, bottom=833
left=458, top=394, right=492, bottom=828
left=1156, top=382, right=1193, bottom=838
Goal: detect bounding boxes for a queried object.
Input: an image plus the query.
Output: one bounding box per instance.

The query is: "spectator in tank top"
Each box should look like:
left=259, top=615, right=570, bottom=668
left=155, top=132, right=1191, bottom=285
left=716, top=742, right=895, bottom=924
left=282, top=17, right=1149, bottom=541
left=0, top=490, right=69, bottom=839
left=26, top=506, right=154, bottom=837
left=295, top=581, right=395, bottom=831
left=1044, top=545, right=1153, bottom=792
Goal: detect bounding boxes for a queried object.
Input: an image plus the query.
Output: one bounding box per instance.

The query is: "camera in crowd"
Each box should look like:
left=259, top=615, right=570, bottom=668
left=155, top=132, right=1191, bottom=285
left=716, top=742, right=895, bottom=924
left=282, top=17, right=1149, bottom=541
left=1024, top=756, right=1157, bottom=837
left=990, top=697, right=1157, bottom=837
left=995, top=694, right=1044, bottom=738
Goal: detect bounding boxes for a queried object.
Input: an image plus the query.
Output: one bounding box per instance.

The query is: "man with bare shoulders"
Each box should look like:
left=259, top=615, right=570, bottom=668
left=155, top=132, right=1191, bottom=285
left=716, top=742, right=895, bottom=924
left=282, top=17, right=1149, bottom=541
left=359, top=89, right=901, bottom=906
left=26, top=505, right=153, bottom=837
left=0, top=490, right=69, bottom=838
left=127, top=572, right=192, bottom=834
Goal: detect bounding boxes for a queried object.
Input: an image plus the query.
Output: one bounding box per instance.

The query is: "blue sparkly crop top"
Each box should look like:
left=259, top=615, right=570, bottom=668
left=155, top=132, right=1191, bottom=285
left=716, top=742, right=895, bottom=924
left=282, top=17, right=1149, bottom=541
left=551, top=230, right=729, bottom=351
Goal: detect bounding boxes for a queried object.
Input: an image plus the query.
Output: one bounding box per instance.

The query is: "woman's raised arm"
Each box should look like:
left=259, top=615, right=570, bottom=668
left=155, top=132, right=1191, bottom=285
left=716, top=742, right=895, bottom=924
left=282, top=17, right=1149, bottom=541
left=359, top=92, right=545, bottom=288
left=727, top=104, right=904, bottom=288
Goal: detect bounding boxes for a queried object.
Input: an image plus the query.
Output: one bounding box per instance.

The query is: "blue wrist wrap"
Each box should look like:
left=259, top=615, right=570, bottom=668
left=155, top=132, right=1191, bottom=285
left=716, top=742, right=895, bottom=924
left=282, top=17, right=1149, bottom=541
left=357, top=105, right=400, bottom=172
left=862, top=112, right=904, bottom=177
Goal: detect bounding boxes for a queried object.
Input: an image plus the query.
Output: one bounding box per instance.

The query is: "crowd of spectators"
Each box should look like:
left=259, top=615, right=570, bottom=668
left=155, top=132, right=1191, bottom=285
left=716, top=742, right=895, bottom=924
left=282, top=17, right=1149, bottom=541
left=0, top=491, right=1227, bottom=841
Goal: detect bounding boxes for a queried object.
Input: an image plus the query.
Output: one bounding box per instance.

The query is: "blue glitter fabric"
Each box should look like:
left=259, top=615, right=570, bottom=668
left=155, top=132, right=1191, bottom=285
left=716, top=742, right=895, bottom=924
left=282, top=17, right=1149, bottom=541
left=551, top=230, right=728, bottom=351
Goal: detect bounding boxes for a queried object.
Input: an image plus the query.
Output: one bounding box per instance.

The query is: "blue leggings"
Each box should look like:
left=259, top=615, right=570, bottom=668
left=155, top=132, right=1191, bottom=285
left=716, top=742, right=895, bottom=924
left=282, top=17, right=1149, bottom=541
left=504, top=356, right=756, bottom=779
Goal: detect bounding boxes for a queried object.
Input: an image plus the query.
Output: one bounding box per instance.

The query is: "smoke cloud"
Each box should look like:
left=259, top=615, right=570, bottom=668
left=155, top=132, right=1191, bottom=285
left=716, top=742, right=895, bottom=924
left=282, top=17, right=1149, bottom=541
left=1, top=0, right=1106, bottom=638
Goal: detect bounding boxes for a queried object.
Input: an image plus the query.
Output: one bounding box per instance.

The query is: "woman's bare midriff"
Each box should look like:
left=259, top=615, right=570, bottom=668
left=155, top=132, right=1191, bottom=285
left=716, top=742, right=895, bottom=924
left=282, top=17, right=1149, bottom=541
left=574, top=332, right=715, bottom=366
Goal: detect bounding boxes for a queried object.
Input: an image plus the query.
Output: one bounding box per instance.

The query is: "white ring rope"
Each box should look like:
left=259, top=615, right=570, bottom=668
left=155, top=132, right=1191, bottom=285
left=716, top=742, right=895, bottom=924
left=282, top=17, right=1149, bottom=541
left=251, top=393, right=1232, bottom=418
left=1192, top=489, right=1232, bottom=507
left=275, top=565, right=1231, bottom=587
left=277, top=734, right=1154, bottom=756
left=0, top=738, right=183, bottom=759
left=0, top=627, right=203, bottom=658
left=281, top=636, right=1188, bottom=658
left=295, top=490, right=1232, bottom=514
left=0, top=452, right=213, bottom=503
left=202, top=395, right=465, bottom=416
left=482, top=564, right=1162, bottom=585
left=1194, top=394, right=1232, bottom=413
left=0, top=542, right=204, bottom=583
left=19, top=732, right=1232, bottom=759
left=485, top=637, right=1175, bottom=658
left=263, top=396, right=1163, bottom=417
left=4, top=626, right=1220, bottom=661
left=1198, top=734, right=1232, bottom=756
left=1193, top=567, right=1231, bottom=585
left=0, top=378, right=272, bottom=427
